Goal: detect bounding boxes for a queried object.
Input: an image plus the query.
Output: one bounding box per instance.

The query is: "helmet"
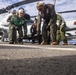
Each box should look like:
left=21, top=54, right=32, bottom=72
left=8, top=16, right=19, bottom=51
left=36, top=1, right=44, bottom=9
left=18, top=7, right=25, bottom=13
left=18, top=9, right=24, bottom=13
left=19, top=7, right=24, bottom=10
left=12, top=10, right=16, bottom=14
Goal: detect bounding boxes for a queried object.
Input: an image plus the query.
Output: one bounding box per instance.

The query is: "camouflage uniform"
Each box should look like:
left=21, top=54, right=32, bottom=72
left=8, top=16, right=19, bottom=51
left=56, top=14, right=68, bottom=45
left=37, top=4, right=57, bottom=45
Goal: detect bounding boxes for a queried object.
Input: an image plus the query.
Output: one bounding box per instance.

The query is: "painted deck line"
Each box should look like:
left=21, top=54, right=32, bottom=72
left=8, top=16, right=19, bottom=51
left=0, top=44, right=76, bottom=51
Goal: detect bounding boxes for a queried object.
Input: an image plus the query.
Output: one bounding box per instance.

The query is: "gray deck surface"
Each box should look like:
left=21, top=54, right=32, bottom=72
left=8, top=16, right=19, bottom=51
left=0, top=42, right=76, bottom=75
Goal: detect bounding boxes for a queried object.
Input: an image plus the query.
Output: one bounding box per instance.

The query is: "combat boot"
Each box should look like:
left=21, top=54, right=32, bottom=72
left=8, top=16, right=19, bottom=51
left=62, top=43, right=68, bottom=45
left=63, top=41, right=68, bottom=45
left=41, top=41, right=47, bottom=45
left=9, top=41, right=14, bottom=44
left=50, top=42, right=58, bottom=45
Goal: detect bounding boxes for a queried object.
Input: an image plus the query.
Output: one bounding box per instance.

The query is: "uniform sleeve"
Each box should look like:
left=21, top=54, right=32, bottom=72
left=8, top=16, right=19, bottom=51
left=24, top=14, right=30, bottom=20
left=24, top=20, right=27, bottom=34
left=61, top=16, right=66, bottom=26
left=37, top=14, right=42, bottom=34
left=30, top=25, right=33, bottom=33
left=10, top=15, right=19, bottom=26
left=10, top=15, right=15, bottom=24
left=57, top=14, right=62, bottom=26
left=48, top=5, right=56, bottom=26
left=7, top=15, right=12, bottom=22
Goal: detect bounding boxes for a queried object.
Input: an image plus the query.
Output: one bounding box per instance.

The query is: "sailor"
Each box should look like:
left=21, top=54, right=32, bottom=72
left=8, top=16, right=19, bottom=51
left=18, top=7, right=30, bottom=38
left=8, top=10, right=17, bottom=44
left=30, top=18, right=42, bottom=44
left=36, top=2, right=57, bottom=45
left=56, top=13, right=68, bottom=45
left=10, top=9, right=26, bottom=44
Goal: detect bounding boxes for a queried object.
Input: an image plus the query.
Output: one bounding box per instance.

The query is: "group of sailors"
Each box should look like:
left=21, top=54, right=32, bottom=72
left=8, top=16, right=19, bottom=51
left=8, top=1, right=68, bottom=45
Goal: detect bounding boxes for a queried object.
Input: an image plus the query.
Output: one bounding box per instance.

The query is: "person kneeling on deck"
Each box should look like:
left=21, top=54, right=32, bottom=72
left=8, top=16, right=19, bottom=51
left=30, top=18, right=42, bottom=44
left=10, top=9, right=26, bottom=44
left=36, top=2, right=57, bottom=45
left=56, top=13, right=68, bottom=45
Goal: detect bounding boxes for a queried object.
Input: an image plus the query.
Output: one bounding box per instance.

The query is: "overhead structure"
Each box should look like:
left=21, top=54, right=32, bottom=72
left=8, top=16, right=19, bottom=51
left=0, top=0, right=42, bottom=14
left=0, top=0, right=76, bottom=14
left=31, top=9, right=76, bottom=18
left=53, top=0, right=56, bottom=6
left=58, top=10, right=76, bottom=13
left=52, top=0, right=76, bottom=13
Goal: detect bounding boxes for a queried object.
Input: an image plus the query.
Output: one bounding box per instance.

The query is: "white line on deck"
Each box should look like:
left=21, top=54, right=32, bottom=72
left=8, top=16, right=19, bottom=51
left=0, top=44, right=76, bottom=51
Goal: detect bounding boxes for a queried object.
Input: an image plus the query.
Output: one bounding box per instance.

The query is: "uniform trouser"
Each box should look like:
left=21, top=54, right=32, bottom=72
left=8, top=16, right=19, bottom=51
left=23, top=24, right=27, bottom=37
left=50, top=24, right=57, bottom=42
left=47, top=30, right=50, bottom=44
left=31, top=33, right=42, bottom=44
left=42, top=23, right=57, bottom=43
left=42, top=24, right=47, bottom=43
left=9, top=24, right=16, bottom=43
left=9, top=24, right=23, bottom=43
left=17, top=27, right=23, bottom=42
left=56, top=25, right=67, bottom=44
left=31, top=33, right=36, bottom=43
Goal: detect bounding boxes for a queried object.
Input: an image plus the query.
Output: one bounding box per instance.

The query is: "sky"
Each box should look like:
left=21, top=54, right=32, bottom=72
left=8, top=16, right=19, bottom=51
left=0, top=0, right=76, bottom=21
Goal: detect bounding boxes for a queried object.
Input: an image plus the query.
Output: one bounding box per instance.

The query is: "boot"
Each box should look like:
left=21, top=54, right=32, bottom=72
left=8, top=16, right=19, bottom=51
left=41, top=41, right=47, bottom=45
left=9, top=41, right=14, bottom=44
left=63, top=43, right=68, bottom=45
left=50, top=42, right=58, bottom=45
left=63, top=41, right=68, bottom=45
